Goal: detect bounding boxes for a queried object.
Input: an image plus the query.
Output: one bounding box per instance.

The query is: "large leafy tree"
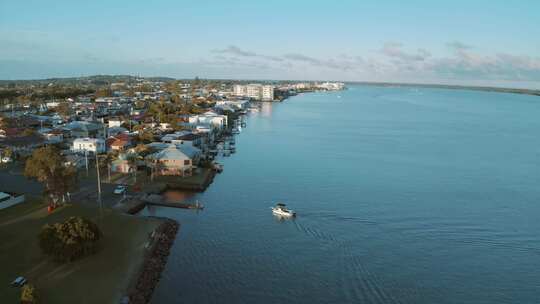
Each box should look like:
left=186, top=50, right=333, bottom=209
left=24, top=145, right=78, bottom=207
left=39, top=216, right=102, bottom=262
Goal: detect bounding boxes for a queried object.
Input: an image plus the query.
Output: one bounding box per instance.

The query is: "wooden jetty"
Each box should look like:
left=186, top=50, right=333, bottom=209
left=142, top=194, right=204, bottom=210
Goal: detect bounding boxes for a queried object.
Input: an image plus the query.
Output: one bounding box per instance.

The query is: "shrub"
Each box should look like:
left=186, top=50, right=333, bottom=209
left=21, top=284, right=38, bottom=304
left=39, top=216, right=102, bottom=262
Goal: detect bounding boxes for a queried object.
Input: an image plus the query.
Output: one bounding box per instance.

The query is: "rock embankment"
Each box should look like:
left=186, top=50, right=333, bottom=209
left=127, top=219, right=179, bottom=304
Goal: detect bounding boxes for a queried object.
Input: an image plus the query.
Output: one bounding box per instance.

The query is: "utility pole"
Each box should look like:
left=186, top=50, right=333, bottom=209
left=85, top=150, right=89, bottom=176
left=96, top=153, right=102, bottom=212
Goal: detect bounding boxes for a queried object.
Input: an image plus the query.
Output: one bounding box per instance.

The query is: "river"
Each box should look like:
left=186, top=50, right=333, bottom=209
left=143, top=85, right=540, bottom=304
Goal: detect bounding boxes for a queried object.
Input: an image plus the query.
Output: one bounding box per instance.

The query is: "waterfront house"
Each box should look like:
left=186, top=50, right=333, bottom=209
left=188, top=111, right=227, bottom=129
left=146, top=144, right=201, bottom=176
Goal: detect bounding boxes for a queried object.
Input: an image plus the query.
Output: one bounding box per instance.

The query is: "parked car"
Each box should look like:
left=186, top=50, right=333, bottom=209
left=11, top=276, right=27, bottom=287
left=1, top=157, right=12, bottom=163
left=113, top=185, right=127, bottom=195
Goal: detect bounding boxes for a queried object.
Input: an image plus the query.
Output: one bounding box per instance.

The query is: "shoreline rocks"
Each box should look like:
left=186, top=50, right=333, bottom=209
left=126, top=218, right=179, bottom=304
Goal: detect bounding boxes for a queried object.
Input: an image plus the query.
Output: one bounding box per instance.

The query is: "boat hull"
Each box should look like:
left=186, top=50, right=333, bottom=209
left=272, top=208, right=296, bottom=217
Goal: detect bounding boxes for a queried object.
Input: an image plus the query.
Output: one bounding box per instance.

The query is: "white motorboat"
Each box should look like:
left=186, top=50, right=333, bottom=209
left=271, top=203, right=296, bottom=217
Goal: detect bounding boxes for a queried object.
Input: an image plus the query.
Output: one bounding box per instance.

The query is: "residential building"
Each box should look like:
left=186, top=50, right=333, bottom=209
left=108, top=119, right=123, bottom=128
left=39, top=128, right=64, bottom=143
left=146, top=144, right=201, bottom=176
left=72, top=137, right=106, bottom=154
left=233, top=84, right=275, bottom=101
left=246, top=84, right=262, bottom=99
left=262, top=85, right=275, bottom=101
left=0, top=133, right=45, bottom=155
left=233, top=84, right=245, bottom=97
left=107, top=134, right=132, bottom=151
left=64, top=121, right=105, bottom=138
left=188, top=111, right=227, bottom=129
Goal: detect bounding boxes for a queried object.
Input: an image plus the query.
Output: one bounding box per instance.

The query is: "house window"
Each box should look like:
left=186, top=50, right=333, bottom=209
left=184, top=160, right=190, bottom=165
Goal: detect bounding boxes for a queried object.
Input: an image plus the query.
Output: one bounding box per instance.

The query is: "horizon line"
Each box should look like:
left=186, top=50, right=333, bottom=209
left=1, top=74, right=539, bottom=95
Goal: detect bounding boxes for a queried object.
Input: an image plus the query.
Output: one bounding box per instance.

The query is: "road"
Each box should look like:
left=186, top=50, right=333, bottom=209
left=0, top=162, right=133, bottom=208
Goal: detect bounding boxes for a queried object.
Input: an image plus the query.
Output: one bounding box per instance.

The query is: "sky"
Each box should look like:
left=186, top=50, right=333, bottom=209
left=1, top=0, right=540, bottom=88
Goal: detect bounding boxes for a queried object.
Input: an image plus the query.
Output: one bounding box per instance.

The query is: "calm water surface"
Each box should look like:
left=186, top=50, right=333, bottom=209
left=143, top=85, right=540, bottom=304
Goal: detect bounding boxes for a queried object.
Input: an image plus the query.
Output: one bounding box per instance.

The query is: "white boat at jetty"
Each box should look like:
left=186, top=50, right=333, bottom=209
left=271, top=203, right=296, bottom=217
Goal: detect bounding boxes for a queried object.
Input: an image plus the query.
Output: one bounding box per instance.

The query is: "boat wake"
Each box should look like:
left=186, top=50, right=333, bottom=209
left=291, top=212, right=423, bottom=304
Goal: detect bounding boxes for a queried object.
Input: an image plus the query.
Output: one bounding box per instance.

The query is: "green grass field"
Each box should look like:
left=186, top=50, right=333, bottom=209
left=0, top=199, right=163, bottom=303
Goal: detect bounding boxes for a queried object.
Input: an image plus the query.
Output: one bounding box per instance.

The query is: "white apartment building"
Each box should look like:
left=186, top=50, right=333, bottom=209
left=233, top=85, right=247, bottom=96
left=72, top=137, right=106, bottom=154
left=262, top=85, right=274, bottom=101
left=233, top=84, right=275, bottom=101
left=245, top=84, right=261, bottom=99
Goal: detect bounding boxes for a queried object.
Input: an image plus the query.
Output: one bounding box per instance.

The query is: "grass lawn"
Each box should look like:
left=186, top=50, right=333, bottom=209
left=0, top=199, right=163, bottom=304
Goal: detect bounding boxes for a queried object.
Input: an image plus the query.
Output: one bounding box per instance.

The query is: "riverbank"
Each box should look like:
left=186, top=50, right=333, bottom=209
left=0, top=200, right=164, bottom=304
left=126, top=218, right=179, bottom=304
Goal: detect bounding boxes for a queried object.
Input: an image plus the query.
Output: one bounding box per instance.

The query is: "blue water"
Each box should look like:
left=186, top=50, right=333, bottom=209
left=144, top=85, right=540, bottom=304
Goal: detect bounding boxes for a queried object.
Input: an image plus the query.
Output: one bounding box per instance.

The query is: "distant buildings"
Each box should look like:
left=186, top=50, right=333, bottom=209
left=277, top=82, right=346, bottom=92
left=233, top=84, right=275, bottom=101
left=317, top=82, right=346, bottom=91
left=0, top=76, right=346, bottom=182
left=262, top=85, right=274, bottom=101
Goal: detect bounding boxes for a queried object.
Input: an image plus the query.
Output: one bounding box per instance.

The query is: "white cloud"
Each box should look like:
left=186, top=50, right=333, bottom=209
left=381, top=42, right=431, bottom=62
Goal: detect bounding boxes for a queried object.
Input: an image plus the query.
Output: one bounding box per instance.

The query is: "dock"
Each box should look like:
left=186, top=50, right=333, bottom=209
left=114, top=194, right=204, bottom=215
left=142, top=194, right=204, bottom=210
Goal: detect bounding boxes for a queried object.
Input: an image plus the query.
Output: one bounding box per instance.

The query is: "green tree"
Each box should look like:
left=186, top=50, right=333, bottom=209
left=95, top=87, right=112, bottom=98
left=24, top=146, right=78, bottom=207
left=134, top=144, right=154, bottom=158
left=137, top=131, right=155, bottom=144
left=39, top=216, right=102, bottom=262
